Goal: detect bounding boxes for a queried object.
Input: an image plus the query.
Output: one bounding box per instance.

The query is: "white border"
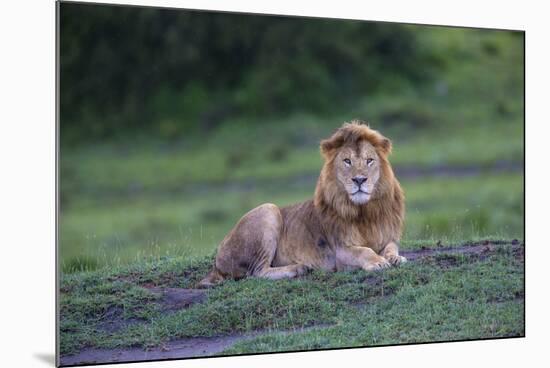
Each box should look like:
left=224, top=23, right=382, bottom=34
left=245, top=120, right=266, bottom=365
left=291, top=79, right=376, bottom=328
left=2, top=1, right=549, bottom=368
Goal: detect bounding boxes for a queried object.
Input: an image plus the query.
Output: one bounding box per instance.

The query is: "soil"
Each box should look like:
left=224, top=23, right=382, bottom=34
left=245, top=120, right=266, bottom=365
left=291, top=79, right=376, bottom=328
left=400, top=239, right=523, bottom=261
left=60, top=334, right=258, bottom=366
left=60, top=240, right=523, bottom=366
left=150, top=287, right=207, bottom=312
left=96, top=288, right=207, bottom=333
left=60, top=326, right=322, bottom=366
left=96, top=307, right=144, bottom=333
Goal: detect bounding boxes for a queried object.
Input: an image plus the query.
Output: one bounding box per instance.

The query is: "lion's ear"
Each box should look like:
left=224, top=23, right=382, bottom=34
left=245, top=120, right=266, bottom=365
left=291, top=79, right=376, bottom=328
left=320, top=132, right=344, bottom=158
left=320, top=139, right=334, bottom=156
left=379, top=137, right=392, bottom=155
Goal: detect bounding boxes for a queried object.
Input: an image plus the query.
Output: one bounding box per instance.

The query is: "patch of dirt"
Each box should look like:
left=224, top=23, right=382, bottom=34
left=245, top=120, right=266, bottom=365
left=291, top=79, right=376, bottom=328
left=60, top=334, right=258, bottom=366
left=401, top=240, right=523, bottom=263
left=97, top=307, right=144, bottom=333
left=96, top=288, right=207, bottom=333
left=428, top=253, right=462, bottom=268
left=149, top=287, right=207, bottom=311
left=363, top=275, right=398, bottom=296
left=60, top=326, right=324, bottom=366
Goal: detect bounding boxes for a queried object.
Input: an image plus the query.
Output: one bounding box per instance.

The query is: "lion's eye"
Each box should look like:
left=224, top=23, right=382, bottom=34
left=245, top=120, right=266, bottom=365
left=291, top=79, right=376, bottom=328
left=367, top=158, right=374, bottom=165
left=343, top=158, right=351, bottom=166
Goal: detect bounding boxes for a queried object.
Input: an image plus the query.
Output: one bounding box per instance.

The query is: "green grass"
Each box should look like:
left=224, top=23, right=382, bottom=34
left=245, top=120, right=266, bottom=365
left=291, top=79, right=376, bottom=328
left=59, top=20, right=523, bottom=271
left=403, top=173, right=523, bottom=243
left=60, top=113, right=522, bottom=200
left=60, top=172, right=523, bottom=272
left=60, top=77, right=523, bottom=271
left=59, top=241, right=524, bottom=356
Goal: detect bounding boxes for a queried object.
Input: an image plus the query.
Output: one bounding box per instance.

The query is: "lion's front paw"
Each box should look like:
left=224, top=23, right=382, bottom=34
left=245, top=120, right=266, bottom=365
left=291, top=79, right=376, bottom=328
left=364, top=257, right=391, bottom=271
left=386, top=254, right=407, bottom=266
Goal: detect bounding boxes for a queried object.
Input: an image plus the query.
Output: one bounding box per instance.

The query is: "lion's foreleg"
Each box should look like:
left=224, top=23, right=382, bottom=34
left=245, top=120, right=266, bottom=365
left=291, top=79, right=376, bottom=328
left=381, top=241, right=407, bottom=265
left=255, top=264, right=311, bottom=280
left=336, top=246, right=390, bottom=271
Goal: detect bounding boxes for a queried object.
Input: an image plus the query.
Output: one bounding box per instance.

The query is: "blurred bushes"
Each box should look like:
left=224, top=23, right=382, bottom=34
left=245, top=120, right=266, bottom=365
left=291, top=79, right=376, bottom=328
left=60, top=3, right=442, bottom=145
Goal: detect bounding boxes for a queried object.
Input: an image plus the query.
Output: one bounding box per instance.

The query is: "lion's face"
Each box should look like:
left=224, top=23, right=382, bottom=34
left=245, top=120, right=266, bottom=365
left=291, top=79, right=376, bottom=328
left=317, top=122, right=394, bottom=211
left=333, top=141, right=381, bottom=205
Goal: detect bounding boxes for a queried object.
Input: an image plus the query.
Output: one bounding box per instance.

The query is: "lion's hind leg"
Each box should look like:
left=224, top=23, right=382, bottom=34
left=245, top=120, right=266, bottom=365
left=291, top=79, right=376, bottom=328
left=245, top=205, right=310, bottom=280
left=197, top=267, right=225, bottom=288
left=228, top=203, right=310, bottom=281
left=208, top=203, right=307, bottom=283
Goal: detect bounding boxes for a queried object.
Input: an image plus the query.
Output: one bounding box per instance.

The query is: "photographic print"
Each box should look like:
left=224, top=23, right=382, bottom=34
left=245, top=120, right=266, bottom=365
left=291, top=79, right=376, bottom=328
left=57, top=1, right=524, bottom=366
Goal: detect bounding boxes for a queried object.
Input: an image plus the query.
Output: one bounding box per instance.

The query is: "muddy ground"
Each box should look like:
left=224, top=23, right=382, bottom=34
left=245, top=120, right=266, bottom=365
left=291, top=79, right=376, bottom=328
left=60, top=240, right=523, bottom=366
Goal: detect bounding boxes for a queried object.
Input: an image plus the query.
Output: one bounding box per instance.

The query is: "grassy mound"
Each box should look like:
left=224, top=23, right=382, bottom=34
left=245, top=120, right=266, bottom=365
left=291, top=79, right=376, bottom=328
left=60, top=239, right=524, bottom=358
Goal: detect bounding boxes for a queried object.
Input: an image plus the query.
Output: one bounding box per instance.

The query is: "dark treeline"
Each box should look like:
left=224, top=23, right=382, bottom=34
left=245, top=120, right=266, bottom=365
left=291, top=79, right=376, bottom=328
left=60, top=3, right=443, bottom=144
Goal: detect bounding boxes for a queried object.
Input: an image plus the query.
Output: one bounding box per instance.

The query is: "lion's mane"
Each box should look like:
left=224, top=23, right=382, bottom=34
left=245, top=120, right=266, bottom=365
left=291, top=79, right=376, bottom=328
left=313, top=121, right=405, bottom=248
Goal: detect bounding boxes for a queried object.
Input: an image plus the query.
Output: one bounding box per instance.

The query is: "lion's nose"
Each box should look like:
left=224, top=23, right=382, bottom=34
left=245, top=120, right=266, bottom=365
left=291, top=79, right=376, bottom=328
left=352, top=176, right=367, bottom=186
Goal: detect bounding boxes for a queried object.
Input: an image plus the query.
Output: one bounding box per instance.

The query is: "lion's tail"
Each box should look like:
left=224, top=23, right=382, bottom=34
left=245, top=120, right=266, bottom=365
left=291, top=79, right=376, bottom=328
left=197, top=267, right=226, bottom=288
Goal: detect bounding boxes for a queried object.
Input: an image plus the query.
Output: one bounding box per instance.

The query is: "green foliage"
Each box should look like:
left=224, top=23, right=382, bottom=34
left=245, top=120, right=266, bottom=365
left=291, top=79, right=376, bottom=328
left=60, top=3, right=443, bottom=144
left=59, top=171, right=523, bottom=270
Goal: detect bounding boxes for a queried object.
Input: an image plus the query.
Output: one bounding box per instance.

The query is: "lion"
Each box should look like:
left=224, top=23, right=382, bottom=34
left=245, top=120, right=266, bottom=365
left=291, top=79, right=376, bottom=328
left=198, top=121, right=405, bottom=287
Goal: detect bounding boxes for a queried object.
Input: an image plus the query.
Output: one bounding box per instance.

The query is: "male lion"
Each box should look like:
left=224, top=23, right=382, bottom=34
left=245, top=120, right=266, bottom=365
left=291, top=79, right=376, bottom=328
left=198, top=121, right=405, bottom=287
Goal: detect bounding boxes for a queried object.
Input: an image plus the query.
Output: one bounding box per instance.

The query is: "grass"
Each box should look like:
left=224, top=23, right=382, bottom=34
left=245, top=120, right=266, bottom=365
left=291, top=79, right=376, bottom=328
left=59, top=110, right=523, bottom=204
left=60, top=82, right=523, bottom=271
left=59, top=241, right=524, bottom=357
left=60, top=172, right=523, bottom=272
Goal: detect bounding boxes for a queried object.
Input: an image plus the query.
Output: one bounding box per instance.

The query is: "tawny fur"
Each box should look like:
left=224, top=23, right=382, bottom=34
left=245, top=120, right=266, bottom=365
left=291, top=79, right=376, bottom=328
left=198, top=121, right=405, bottom=287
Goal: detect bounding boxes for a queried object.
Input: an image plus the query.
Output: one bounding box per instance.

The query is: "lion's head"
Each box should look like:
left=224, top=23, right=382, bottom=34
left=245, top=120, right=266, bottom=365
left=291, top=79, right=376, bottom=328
left=314, top=121, right=401, bottom=221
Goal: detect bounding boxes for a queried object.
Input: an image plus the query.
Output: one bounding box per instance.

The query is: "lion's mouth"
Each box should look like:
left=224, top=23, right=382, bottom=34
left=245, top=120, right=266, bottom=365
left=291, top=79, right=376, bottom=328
left=350, top=190, right=371, bottom=204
